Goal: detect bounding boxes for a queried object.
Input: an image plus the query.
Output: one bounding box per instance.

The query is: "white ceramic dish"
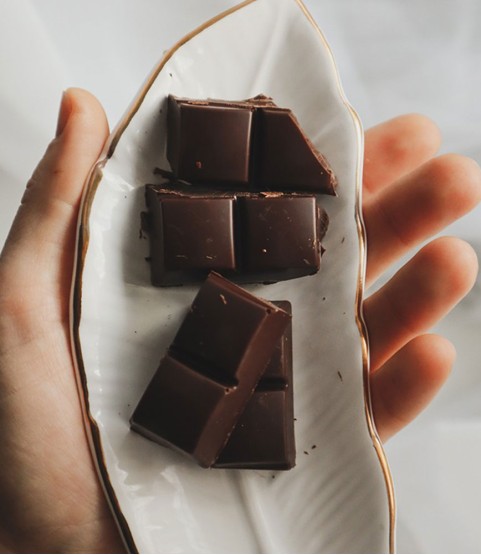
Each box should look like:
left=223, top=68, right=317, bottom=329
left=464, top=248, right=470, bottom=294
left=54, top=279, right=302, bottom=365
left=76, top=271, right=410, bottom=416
left=72, top=0, right=394, bottom=552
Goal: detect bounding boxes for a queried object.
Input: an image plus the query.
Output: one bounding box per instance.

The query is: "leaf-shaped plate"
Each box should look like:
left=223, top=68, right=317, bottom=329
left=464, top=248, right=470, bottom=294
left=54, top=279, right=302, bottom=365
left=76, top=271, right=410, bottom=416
left=72, top=0, right=395, bottom=552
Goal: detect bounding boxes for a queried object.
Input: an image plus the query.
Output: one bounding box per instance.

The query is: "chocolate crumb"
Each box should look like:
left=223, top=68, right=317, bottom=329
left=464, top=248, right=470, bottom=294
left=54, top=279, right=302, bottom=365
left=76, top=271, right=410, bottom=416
left=337, top=371, right=343, bottom=382
left=304, top=451, right=309, bottom=455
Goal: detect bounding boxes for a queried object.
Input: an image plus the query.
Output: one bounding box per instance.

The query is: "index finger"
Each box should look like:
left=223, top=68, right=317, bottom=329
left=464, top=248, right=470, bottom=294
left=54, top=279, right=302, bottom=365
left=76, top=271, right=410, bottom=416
left=363, top=114, right=442, bottom=199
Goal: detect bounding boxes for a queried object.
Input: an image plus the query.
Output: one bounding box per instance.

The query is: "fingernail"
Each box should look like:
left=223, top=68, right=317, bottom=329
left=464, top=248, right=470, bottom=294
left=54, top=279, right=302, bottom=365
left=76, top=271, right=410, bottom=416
left=55, top=89, right=72, bottom=137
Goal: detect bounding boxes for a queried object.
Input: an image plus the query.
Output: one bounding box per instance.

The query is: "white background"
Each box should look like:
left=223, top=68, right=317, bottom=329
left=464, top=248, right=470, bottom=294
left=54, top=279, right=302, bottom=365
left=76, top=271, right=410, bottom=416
left=1, top=1, right=480, bottom=552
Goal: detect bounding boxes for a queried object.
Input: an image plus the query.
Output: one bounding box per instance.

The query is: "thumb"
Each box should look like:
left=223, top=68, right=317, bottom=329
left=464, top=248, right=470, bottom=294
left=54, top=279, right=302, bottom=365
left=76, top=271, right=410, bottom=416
left=0, top=88, right=109, bottom=305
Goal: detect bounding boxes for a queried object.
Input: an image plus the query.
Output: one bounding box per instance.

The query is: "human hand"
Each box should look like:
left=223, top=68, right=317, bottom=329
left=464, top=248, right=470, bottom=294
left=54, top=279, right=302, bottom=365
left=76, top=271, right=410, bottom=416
left=0, top=89, right=123, bottom=553
left=0, top=89, right=480, bottom=552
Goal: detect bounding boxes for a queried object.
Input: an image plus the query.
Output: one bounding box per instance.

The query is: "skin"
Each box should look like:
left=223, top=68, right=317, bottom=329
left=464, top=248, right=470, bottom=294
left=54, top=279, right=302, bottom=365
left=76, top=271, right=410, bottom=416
left=0, top=88, right=480, bottom=552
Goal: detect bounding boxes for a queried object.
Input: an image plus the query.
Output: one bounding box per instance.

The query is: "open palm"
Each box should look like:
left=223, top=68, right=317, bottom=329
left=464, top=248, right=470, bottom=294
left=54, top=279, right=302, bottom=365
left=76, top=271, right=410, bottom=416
left=0, top=89, right=479, bottom=552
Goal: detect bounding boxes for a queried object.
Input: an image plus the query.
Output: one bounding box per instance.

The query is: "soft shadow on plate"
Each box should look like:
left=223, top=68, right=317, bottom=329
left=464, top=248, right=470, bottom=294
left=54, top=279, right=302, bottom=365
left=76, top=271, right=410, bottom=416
left=71, top=0, right=395, bottom=552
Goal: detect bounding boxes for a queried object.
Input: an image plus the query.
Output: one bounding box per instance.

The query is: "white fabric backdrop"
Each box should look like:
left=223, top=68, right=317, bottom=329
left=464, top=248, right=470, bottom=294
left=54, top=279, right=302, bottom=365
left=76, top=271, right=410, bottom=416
left=1, top=1, right=480, bottom=552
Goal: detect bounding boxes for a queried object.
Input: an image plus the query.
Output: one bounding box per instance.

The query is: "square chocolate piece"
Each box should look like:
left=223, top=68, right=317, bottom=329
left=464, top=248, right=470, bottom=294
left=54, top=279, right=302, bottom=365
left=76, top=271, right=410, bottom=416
left=167, top=96, right=254, bottom=186
left=238, top=195, right=322, bottom=280
left=130, top=354, right=229, bottom=454
left=145, top=185, right=236, bottom=286
left=172, top=272, right=281, bottom=382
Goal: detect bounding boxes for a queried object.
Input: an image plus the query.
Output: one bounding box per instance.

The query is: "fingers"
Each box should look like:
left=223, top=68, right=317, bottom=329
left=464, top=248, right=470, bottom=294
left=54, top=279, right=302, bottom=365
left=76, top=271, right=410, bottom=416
left=363, top=115, right=481, bottom=440
left=370, top=334, right=455, bottom=442
left=363, top=114, right=441, bottom=197
left=1, top=88, right=109, bottom=264
left=364, top=236, right=478, bottom=371
left=364, top=153, right=481, bottom=285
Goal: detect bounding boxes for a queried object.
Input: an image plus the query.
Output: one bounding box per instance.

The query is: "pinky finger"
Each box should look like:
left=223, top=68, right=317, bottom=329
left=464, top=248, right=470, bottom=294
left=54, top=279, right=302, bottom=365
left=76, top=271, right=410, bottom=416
left=370, top=334, right=455, bottom=442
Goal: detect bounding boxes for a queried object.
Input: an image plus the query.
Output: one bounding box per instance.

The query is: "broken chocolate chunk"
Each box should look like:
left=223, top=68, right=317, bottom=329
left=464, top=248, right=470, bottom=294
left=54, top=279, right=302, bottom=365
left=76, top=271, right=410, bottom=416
left=130, top=272, right=291, bottom=468
left=144, top=184, right=329, bottom=286
left=215, top=301, right=295, bottom=470
left=166, top=95, right=336, bottom=195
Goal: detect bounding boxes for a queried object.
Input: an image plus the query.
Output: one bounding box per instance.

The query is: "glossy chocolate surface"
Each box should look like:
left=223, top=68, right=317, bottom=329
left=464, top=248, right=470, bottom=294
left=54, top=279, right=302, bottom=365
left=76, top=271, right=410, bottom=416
left=238, top=195, right=323, bottom=281
left=167, top=96, right=254, bottom=186
left=145, top=185, right=237, bottom=286
left=145, top=184, right=328, bottom=286
left=130, top=272, right=291, bottom=467
left=166, top=95, right=336, bottom=195
left=215, top=301, right=295, bottom=470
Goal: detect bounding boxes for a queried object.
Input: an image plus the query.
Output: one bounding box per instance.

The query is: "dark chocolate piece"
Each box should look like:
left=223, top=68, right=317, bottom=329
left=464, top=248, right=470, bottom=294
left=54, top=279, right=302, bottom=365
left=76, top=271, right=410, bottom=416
left=166, top=95, right=336, bottom=195
left=130, top=272, right=291, bottom=468
left=254, top=107, right=336, bottom=194
left=145, top=185, right=236, bottom=286
left=167, top=96, right=254, bottom=186
left=238, top=194, right=323, bottom=282
left=214, top=301, right=295, bottom=470
left=144, top=184, right=329, bottom=286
